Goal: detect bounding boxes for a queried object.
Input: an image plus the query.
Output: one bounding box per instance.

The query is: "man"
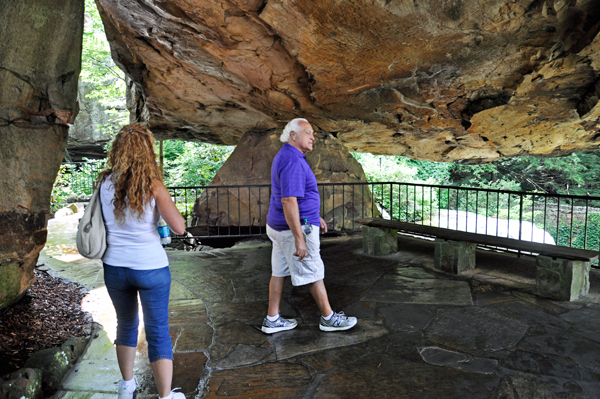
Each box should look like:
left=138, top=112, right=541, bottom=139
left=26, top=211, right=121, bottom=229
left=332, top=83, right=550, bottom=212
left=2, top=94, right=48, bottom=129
left=262, top=118, right=358, bottom=333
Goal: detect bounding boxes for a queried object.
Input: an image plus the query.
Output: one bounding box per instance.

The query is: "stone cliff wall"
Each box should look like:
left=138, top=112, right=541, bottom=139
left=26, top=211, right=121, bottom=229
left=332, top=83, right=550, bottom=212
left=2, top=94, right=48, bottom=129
left=0, top=0, right=84, bottom=309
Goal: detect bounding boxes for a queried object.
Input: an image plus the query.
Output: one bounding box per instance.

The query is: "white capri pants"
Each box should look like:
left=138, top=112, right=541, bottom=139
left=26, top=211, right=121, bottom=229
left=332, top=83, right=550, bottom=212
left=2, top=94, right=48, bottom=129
left=267, top=224, right=325, bottom=286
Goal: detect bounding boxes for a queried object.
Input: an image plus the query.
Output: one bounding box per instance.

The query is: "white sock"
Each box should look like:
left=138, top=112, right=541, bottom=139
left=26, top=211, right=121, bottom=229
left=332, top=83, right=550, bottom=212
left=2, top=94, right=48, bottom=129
left=323, top=311, right=334, bottom=320
left=121, top=377, right=136, bottom=388
left=267, top=314, right=280, bottom=322
left=158, top=394, right=172, bottom=399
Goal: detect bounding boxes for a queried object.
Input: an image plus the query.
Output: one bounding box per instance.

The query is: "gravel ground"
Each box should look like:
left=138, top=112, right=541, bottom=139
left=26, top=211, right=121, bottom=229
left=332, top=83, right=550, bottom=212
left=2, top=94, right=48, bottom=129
left=0, top=269, right=91, bottom=377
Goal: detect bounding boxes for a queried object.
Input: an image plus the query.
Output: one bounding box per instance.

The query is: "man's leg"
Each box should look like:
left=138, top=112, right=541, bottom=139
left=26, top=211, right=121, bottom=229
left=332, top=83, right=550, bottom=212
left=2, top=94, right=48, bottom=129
left=309, top=278, right=357, bottom=332
left=263, top=275, right=298, bottom=333
left=302, top=233, right=357, bottom=332
left=268, top=276, right=286, bottom=317
left=263, top=226, right=298, bottom=334
left=308, top=279, right=332, bottom=317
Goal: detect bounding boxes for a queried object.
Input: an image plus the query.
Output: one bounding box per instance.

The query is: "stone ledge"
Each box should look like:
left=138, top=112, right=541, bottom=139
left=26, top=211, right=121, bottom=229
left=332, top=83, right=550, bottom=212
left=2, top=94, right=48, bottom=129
left=536, top=256, right=591, bottom=301
left=434, top=239, right=476, bottom=275
left=0, top=323, right=98, bottom=399
left=361, top=225, right=398, bottom=255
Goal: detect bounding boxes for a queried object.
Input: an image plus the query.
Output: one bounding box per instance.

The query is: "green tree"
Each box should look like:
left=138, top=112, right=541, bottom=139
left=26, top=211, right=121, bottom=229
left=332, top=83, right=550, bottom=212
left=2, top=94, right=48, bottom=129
left=163, top=141, right=234, bottom=187
left=405, top=158, right=451, bottom=184
left=448, top=162, right=521, bottom=191
left=448, top=152, right=600, bottom=195
left=352, top=153, right=420, bottom=182
left=81, top=0, right=128, bottom=133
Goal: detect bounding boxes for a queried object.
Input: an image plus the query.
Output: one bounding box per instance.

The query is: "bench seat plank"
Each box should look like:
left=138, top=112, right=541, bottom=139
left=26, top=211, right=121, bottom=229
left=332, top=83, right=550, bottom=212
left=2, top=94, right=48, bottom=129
left=355, top=218, right=598, bottom=262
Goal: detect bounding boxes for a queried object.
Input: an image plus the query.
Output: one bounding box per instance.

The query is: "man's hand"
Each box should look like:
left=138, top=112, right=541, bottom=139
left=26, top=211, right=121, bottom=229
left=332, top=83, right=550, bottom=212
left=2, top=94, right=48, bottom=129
left=294, top=237, right=308, bottom=260
left=282, top=196, right=308, bottom=260
left=320, top=217, right=328, bottom=234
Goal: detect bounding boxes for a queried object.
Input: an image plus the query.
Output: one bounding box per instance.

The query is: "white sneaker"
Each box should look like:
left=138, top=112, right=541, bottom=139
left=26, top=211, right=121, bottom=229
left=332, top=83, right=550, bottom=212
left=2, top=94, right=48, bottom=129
left=261, top=315, right=298, bottom=334
left=319, top=311, right=357, bottom=332
left=118, top=376, right=138, bottom=399
left=163, top=388, right=185, bottom=398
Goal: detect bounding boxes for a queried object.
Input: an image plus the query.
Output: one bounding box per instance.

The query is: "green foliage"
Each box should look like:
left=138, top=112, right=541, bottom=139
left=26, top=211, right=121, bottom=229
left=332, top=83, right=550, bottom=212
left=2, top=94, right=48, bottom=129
left=51, top=141, right=232, bottom=214
left=157, top=140, right=233, bottom=217
left=405, top=158, right=451, bottom=184
left=351, top=154, right=443, bottom=222
left=448, top=152, right=600, bottom=196
left=351, top=153, right=420, bottom=183
left=351, top=150, right=600, bottom=198
left=448, top=162, right=522, bottom=191
left=350, top=154, right=452, bottom=185
left=163, top=141, right=234, bottom=187
left=51, top=160, right=106, bottom=210
left=81, top=0, right=128, bottom=134
left=162, top=140, right=188, bottom=163
left=553, top=214, right=600, bottom=251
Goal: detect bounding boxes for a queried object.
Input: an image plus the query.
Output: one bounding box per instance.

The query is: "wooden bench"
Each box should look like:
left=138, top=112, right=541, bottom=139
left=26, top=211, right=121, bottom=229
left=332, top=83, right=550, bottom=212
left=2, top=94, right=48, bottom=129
left=355, top=218, right=599, bottom=301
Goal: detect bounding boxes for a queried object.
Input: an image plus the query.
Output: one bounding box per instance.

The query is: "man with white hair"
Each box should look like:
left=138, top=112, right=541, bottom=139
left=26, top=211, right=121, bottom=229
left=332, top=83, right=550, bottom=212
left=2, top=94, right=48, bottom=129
left=262, top=118, right=358, bottom=333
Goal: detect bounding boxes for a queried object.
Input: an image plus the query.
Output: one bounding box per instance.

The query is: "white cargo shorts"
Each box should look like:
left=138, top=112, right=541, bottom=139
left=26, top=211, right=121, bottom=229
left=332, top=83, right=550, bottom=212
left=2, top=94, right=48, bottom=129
left=267, top=224, right=325, bottom=286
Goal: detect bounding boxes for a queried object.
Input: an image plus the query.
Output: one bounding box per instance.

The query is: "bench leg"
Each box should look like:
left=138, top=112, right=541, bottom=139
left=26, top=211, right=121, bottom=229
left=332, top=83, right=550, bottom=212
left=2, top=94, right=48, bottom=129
left=536, top=255, right=591, bottom=301
left=434, top=239, right=476, bottom=274
left=361, top=225, right=398, bottom=255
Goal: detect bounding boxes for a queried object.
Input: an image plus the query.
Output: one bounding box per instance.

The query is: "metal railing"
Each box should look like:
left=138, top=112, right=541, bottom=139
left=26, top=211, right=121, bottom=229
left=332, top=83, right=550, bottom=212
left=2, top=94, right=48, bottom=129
left=169, top=182, right=379, bottom=238
left=51, top=161, right=106, bottom=210
left=168, top=182, right=600, bottom=256
left=50, top=162, right=600, bottom=255
left=365, top=182, right=600, bottom=254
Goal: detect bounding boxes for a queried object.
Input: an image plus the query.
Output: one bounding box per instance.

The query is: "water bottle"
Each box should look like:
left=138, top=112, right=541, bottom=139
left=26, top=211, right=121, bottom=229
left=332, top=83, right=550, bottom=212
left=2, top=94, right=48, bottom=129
left=301, top=218, right=313, bottom=235
left=157, top=218, right=171, bottom=245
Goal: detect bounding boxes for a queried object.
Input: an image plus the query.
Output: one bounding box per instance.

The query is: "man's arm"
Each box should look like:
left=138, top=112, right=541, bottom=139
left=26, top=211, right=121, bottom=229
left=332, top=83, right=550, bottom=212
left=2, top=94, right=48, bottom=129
left=281, top=196, right=307, bottom=260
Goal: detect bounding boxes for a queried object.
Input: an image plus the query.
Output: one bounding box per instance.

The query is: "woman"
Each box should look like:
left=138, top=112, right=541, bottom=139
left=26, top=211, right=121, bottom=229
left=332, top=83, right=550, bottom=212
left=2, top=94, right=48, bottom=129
left=97, top=123, right=186, bottom=399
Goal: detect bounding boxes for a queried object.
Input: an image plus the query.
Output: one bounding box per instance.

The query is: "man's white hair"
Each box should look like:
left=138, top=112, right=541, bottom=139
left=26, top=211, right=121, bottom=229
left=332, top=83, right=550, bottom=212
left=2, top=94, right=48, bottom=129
left=280, top=118, right=309, bottom=143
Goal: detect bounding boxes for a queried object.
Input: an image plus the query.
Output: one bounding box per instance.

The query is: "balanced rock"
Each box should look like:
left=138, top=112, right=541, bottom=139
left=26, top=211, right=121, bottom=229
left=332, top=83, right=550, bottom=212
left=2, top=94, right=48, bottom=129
left=190, top=130, right=378, bottom=232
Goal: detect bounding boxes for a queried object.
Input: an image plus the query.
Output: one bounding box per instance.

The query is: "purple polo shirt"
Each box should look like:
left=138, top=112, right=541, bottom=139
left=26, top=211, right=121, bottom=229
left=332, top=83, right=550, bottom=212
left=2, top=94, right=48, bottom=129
left=267, top=144, right=321, bottom=231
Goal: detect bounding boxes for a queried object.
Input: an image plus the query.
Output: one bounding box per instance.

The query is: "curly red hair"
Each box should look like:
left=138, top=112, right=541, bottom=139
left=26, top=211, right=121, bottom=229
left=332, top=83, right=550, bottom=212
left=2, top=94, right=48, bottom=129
left=96, top=123, right=162, bottom=224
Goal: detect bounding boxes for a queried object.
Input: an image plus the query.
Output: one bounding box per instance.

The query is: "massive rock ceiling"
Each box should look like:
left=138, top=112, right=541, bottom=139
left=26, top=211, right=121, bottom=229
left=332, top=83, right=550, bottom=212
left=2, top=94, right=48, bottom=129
left=97, top=0, right=600, bottom=162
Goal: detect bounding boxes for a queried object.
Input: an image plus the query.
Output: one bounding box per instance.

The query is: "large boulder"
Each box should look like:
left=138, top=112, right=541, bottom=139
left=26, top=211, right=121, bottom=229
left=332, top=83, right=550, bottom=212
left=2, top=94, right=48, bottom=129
left=190, top=130, right=378, bottom=233
left=0, top=0, right=83, bottom=309
left=96, top=0, right=600, bottom=162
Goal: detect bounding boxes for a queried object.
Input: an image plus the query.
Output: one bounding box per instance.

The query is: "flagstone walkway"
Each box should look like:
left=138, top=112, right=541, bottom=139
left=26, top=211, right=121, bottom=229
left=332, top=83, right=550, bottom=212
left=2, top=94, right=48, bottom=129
left=43, top=211, right=600, bottom=398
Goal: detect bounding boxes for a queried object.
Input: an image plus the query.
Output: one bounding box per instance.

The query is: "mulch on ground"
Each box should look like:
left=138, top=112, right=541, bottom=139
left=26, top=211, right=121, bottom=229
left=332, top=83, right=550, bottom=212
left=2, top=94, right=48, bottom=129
left=0, top=269, right=90, bottom=377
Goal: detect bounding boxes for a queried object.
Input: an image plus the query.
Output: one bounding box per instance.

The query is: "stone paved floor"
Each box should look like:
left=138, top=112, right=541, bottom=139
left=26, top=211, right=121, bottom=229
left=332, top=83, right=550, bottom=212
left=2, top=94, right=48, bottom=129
left=43, top=212, right=600, bottom=398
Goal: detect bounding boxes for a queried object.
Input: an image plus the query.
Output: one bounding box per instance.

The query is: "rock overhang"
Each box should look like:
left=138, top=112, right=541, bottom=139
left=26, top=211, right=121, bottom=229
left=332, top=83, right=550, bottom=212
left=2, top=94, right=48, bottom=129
left=95, top=0, right=600, bottom=162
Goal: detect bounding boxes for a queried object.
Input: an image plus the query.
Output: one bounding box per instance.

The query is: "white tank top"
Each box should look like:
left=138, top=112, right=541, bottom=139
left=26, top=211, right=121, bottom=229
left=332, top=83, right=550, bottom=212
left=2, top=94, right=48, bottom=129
left=100, top=177, right=169, bottom=270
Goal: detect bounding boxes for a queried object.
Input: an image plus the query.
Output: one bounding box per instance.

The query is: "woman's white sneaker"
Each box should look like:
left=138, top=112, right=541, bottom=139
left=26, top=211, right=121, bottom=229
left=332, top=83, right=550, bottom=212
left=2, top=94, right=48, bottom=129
left=118, top=376, right=138, bottom=399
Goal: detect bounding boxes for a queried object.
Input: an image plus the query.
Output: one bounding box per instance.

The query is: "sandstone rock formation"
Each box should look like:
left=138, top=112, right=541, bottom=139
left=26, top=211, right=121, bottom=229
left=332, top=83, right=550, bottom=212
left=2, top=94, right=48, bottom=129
left=96, top=0, right=600, bottom=162
left=191, top=130, right=378, bottom=233
left=2, top=0, right=600, bottom=309
left=0, top=0, right=83, bottom=309
left=66, top=82, right=116, bottom=161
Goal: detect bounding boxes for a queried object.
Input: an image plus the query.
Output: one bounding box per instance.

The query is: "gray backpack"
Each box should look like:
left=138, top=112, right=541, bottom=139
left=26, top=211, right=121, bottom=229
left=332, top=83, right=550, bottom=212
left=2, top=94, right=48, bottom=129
left=76, top=187, right=107, bottom=259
